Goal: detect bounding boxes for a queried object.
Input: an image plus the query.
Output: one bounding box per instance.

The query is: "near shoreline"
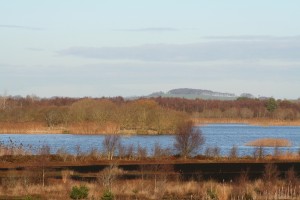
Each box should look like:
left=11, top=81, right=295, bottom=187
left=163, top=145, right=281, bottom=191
left=1, top=118, right=300, bottom=134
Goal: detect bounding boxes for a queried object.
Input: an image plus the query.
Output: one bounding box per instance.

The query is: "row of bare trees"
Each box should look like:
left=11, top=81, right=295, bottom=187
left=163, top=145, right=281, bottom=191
left=101, top=120, right=205, bottom=160
left=155, top=97, right=300, bottom=120
left=1, top=95, right=300, bottom=126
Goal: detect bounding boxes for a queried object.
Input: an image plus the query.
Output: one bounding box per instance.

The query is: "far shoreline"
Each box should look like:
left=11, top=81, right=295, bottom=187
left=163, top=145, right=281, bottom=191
left=193, top=118, right=300, bottom=127
left=0, top=118, right=300, bottom=134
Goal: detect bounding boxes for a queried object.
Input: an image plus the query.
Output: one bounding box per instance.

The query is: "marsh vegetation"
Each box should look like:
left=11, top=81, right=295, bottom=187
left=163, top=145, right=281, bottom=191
left=246, top=138, right=292, bottom=147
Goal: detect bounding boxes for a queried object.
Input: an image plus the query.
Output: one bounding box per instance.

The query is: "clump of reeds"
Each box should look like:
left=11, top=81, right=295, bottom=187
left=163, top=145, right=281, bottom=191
left=245, top=138, right=292, bottom=147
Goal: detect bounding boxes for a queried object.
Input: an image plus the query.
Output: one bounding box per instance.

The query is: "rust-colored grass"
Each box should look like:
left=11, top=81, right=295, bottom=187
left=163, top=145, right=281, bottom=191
left=245, top=138, right=292, bottom=147
left=0, top=122, right=62, bottom=134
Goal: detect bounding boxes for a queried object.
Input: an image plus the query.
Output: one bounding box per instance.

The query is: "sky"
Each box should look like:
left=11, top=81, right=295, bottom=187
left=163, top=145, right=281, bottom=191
left=1, top=1, right=300, bottom=99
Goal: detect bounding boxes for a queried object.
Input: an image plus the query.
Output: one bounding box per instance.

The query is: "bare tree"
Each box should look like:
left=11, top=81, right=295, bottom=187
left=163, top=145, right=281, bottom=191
left=229, top=145, right=238, bottom=159
left=263, top=163, right=280, bottom=183
left=137, top=144, right=147, bottom=160
left=102, top=134, right=121, bottom=160
left=0, top=90, right=8, bottom=110
left=285, top=167, right=298, bottom=186
left=253, top=146, right=264, bottom=160
left=98, top=164, right=124, bottom=191
left=273, top=145, right=281, bottom=158
left=38, top=144, right=51, bottom=188
left=174, top=121, right=205, bottom=159
left=204, top=146, right=221, bottom=158
left=153, top=142, right=171, bottom=159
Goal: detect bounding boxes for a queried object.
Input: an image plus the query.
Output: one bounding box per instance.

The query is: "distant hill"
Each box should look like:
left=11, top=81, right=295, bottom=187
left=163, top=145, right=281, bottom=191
left=146, top=88, right=238, bottom=100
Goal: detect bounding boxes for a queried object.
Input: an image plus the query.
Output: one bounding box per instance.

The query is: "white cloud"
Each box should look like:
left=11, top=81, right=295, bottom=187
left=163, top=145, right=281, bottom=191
left=58, top=36, right=300, bottom=62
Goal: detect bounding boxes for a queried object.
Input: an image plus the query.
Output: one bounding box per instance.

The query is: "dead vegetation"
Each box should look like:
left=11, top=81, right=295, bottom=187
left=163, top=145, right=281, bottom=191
left=246, top=138, right=292, bottom=147
left=0, top=163, right=299, bottom=200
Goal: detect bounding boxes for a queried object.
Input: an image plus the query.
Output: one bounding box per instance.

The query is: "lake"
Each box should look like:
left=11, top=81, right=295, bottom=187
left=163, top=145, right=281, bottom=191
left=0, top=124, right=299, bottom=156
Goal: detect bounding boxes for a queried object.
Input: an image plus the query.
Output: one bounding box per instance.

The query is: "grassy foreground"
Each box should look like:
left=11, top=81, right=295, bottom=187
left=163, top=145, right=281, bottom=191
left=0, top=161, right=299, bottom=199
left=0, top=151, right=299, bottom=199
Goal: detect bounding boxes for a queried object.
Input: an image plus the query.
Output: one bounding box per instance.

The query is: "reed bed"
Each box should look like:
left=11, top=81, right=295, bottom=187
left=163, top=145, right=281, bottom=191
left=246, top=138, right=292, bottom=147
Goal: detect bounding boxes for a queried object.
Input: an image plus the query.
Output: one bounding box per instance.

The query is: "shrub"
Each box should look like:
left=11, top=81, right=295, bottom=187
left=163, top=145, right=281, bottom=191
left=244, top=193, right=254, bottom=200
left=101, top=190, right=114, bottom=200
left=207, top=188, right=218, bottom=200
left=24, top=196, right=41, bottom=200
left=174, top=121, right=205, bottom=159
left=70, top=185, right=89, bottom=199
left=229, top=145, right=238, bottom=159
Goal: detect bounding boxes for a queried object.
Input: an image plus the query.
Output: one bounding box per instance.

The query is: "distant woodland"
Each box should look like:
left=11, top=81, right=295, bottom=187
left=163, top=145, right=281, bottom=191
left=155, top=97, right=300, bottom=120
left=0, top=95, right=300, bottom=134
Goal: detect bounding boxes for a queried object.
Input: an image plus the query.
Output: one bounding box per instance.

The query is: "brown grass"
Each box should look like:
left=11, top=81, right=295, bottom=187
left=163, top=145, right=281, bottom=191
left=0, top=122, right=63, bottom=134
left=0, top=166, right=299, bottom=199
left=0, top=122, right=163, bottom=134
left=245, top=138, right=292, bottom=147
left=0, top=179, right=298, bottom=200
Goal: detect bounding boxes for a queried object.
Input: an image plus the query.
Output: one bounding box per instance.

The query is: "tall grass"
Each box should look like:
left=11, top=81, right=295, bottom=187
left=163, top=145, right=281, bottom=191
left=0, top=176, right=299, bottom=199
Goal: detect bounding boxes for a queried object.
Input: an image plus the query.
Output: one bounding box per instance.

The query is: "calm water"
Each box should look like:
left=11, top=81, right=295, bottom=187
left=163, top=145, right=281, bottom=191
left=0, top=124, right=299, bottom=156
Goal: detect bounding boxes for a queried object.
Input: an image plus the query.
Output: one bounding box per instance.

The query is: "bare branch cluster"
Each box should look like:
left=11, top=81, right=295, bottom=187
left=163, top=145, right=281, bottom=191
left=174, top=121, right=205, bottom=158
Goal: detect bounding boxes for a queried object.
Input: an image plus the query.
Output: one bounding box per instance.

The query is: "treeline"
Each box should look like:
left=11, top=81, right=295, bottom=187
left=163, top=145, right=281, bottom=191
left=154, top=97, right=300, bottom=120
left=0, top=96, right=187, bottom=134
left=1, top=95, right=300, bottom=134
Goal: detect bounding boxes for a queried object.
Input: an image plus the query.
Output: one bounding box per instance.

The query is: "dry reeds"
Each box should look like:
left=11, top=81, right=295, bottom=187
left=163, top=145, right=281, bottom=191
left=0, top=176, right=299, bottom=199
left=245, top=138, right=292, bottom=147
left=0, top=122, right=64, bottom=134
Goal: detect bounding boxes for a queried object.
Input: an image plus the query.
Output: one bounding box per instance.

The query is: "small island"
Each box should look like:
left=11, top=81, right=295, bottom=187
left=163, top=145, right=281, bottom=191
left=245, top=138, right=292, bottom=147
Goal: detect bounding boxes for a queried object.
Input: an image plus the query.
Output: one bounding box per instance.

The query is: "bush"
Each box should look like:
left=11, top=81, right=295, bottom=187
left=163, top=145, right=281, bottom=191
left=70, top=185, right=89, bottom=199
left=101, top=190, right=114, bottom=200
left=24, top=196, right=41, bottom=200
left=207, top=188, right=218, bottom=200
left=244, top=193, right=253, bottom=200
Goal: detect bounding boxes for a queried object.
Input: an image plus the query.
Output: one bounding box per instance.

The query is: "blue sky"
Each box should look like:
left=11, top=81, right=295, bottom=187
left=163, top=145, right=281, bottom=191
left=1, top=1, right=300, bottom=99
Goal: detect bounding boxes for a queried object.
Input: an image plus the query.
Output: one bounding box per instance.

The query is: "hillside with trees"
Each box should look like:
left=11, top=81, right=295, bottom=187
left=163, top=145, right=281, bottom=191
left=147, top=88, right=237, bottom=100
